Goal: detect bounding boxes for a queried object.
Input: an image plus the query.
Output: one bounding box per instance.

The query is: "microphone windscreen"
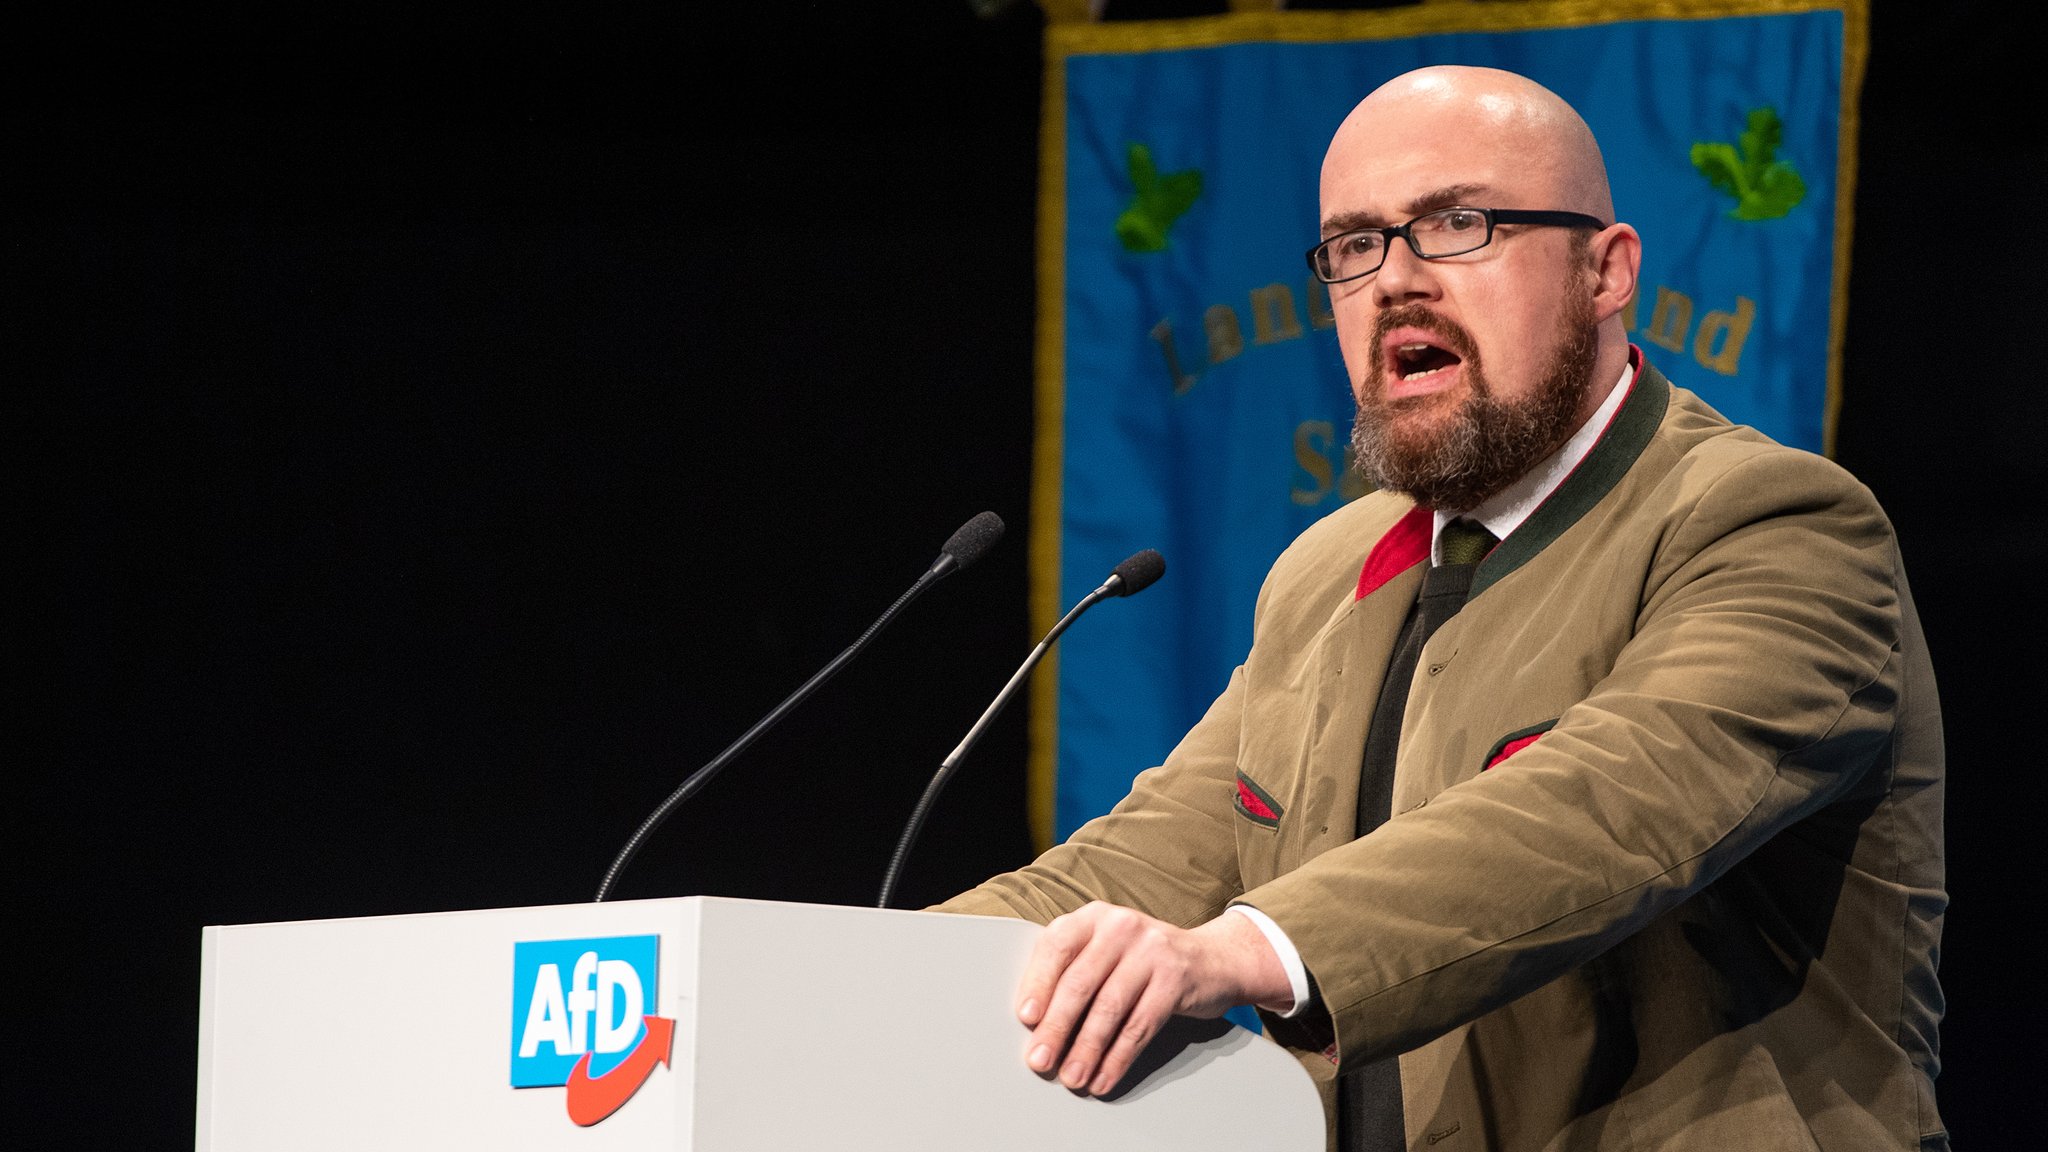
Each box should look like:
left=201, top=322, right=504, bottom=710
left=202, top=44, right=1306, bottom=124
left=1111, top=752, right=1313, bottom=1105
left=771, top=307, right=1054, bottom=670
left=1109, top=549, right=1166, bottom=596
left=941, top=511, right=1006, bottom=571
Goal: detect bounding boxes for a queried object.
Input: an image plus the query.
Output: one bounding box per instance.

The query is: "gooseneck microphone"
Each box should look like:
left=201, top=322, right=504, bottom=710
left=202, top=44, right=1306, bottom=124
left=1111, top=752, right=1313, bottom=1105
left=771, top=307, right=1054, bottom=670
left=593, top=511, right=1005, bottom=902
left=876, top=548, right=1165, bottom=909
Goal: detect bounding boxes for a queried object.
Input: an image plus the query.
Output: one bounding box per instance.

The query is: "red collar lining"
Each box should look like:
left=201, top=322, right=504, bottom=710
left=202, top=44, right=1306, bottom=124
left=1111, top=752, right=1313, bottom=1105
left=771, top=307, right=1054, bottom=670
left=1354, top=505, right=1432, bottom=600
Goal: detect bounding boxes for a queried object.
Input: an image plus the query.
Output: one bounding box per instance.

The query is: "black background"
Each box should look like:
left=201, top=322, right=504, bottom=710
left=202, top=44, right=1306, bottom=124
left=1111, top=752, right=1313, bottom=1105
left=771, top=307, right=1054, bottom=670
left=17, top=1, right=2042, bottom=1146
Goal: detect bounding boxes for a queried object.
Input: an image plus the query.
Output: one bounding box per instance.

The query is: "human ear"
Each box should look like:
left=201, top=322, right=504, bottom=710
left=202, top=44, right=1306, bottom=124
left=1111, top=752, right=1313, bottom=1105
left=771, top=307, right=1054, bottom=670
left=1587, top=223, right=1641, bottom=324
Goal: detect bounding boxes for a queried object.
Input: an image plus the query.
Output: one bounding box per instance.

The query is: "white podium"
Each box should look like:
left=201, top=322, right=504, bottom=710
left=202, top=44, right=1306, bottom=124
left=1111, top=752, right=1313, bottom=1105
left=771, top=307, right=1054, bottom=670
left=196, top=896, right=1323, bottom=1150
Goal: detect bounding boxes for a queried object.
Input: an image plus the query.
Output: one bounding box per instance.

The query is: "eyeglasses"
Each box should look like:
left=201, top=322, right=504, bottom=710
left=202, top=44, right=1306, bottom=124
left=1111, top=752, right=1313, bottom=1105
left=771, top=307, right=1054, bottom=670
left=1306, top=206, right=1606, bottom=284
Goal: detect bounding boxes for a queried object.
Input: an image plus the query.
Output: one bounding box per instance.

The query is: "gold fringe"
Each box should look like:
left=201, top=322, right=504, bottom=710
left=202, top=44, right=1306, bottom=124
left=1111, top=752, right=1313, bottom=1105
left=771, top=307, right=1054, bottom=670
left=1823, top=0, right=1867, bottom=459
left=1048, top=0, right=1857, bottom=54
left=1027, top=43, right=1070, bottom=854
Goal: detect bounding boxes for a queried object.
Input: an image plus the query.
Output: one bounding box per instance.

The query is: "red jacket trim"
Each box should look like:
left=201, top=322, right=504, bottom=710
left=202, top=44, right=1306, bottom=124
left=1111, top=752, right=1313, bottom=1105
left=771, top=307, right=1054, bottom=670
left=1356, top=505, right=1433, bottom=600
left=1482, top=719, right=1559, bottom=770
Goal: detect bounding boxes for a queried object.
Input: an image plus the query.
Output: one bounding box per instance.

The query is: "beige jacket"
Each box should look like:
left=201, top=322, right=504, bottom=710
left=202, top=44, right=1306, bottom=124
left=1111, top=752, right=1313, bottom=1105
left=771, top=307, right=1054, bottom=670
left=939, top=364, right=1946, bottom=1151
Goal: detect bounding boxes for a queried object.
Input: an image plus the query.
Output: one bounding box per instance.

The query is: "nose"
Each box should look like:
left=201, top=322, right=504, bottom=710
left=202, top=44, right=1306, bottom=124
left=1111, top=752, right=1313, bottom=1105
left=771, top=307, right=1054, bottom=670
left=1372, top=234, right=1439, bottom=307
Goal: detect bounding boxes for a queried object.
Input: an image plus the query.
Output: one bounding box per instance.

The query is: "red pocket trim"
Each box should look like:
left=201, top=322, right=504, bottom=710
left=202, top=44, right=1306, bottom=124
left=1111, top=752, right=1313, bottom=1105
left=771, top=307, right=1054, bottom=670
left=1485, top=733, right=1543, bottom=769
left=1233, top=772, right=1283, bottom=827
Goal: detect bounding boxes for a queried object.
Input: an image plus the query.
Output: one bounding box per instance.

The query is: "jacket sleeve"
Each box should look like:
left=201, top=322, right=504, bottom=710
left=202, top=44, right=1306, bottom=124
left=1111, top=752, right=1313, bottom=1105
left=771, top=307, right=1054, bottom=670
left=1242, top=449, right=1907, bottom=1063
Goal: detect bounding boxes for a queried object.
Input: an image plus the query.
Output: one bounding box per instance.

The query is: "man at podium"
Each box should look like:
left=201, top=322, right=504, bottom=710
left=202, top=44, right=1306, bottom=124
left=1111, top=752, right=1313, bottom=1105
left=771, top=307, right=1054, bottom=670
left=936, top=66, right=1945, bottom=1152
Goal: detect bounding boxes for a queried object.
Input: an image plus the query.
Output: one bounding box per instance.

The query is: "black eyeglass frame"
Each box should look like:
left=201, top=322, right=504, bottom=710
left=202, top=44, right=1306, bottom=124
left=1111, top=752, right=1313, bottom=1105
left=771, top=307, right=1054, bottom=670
left=1305, top=207, right=1607, bottom=284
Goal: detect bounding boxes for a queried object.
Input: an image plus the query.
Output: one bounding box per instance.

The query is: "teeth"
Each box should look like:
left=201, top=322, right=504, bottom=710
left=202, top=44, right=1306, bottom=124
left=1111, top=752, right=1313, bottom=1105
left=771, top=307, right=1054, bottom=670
left=1392, top=340, right=1450, bottom=382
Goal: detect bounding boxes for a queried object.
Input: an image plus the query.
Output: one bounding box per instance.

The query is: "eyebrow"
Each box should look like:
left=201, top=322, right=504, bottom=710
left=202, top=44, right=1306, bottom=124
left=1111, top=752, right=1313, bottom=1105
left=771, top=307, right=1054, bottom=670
left=1320, top=183, right=1498, bottom=236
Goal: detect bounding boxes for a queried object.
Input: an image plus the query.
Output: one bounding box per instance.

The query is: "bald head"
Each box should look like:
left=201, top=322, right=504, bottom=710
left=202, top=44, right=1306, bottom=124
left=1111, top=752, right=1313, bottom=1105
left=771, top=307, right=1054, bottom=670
left=1323, top=66, right=1614, bottom=226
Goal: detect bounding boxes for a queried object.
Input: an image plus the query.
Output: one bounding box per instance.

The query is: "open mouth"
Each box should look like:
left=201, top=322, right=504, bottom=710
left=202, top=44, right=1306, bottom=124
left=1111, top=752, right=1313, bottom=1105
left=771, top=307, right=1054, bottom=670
left=1392, top=340, right=1461, bottom=382
left=1370, top=310, right=1476, bottom=399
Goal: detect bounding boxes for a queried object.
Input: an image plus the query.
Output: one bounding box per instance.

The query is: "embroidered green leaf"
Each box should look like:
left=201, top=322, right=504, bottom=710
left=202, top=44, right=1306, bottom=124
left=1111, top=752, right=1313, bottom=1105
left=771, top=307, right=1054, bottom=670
left=1739, top=105, right=1782, bottom=172
left=1690, top=106, right=1806, bottom=221
left=1690, top=142, right=1745, bottom=199
left=1115, top=143, right=1203, bottom=253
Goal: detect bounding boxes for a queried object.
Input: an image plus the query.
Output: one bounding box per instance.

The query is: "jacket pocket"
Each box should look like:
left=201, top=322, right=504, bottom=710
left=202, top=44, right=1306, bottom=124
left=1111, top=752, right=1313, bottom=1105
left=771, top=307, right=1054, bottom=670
left=1233, top=769, right=1284, bottom=828
left=1482, top=719, right=1558, bottom=770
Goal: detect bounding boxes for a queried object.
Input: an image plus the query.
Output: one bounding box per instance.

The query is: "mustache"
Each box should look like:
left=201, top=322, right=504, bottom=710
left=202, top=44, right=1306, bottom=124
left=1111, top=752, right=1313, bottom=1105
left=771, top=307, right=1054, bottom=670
left=1370, top=304, right=1478, bottom=362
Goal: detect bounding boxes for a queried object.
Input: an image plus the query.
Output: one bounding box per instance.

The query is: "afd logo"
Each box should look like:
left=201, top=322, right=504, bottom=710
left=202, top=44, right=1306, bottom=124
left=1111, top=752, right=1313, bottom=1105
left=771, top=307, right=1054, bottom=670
left=510, top=935, right=675, bottom=1126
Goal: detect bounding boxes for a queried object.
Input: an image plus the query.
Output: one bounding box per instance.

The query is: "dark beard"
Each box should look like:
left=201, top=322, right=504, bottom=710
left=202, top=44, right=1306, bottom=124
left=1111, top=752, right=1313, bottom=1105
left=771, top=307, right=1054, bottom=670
left=1348, top=288, right=1598, bottom=513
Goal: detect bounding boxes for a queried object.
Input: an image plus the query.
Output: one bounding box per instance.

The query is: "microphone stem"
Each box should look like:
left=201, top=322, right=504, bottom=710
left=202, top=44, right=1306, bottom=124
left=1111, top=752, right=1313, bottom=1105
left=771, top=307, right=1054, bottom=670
left=877, top=580, right=1114, bottom=909
left=594, top=565, right=945, bottom=903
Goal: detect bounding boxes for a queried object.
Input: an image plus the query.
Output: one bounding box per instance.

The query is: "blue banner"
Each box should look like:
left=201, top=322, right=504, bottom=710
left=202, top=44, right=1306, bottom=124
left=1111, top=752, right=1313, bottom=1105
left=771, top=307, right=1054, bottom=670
left=1034, top=1, right=1867, bottom=845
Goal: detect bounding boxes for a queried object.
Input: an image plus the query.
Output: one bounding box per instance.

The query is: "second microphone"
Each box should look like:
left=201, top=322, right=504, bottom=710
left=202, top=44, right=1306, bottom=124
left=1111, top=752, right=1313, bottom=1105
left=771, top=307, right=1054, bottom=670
left=876, top=548, right=1165, bottom=908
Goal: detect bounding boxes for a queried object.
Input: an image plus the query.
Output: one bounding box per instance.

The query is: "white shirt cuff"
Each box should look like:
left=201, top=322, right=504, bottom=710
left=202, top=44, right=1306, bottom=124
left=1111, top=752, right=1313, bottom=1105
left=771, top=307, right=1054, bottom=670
left=1225, top=904, right=1312, bottom=1019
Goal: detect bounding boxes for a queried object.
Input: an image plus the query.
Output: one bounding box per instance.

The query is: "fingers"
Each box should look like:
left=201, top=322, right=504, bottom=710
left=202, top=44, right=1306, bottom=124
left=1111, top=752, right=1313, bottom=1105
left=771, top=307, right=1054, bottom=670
left=1016, top=902, right=1190, bottom=1095
left=1015, top=904, right=1089, bottom=1036
left=1017, top=903, right=1119, bottom=1075
left=1084, top=971, right=1180, bottom=1094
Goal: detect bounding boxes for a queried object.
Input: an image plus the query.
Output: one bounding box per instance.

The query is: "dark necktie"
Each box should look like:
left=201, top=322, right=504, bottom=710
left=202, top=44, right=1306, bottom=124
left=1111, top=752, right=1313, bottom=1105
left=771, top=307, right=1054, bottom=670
left=1438, top=517, right=1497, bottom=566
left=1339, top=517, right=1496, bottom=1152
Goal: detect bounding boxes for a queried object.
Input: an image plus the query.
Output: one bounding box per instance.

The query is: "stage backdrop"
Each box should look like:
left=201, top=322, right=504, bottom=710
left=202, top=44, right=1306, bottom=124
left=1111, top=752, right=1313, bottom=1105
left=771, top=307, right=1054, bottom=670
left=1030, top=0, right=1868, bottom=848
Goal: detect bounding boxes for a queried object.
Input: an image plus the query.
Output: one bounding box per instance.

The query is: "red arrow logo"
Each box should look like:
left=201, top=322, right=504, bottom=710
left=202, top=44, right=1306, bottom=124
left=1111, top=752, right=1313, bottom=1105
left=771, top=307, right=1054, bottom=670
left=563, top=1015, right=675, bottom=1127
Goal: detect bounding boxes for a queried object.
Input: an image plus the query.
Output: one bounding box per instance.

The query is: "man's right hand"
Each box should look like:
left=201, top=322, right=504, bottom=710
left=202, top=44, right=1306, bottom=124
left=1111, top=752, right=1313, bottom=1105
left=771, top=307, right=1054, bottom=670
left=1015, top=901, right=1291, bottom=1096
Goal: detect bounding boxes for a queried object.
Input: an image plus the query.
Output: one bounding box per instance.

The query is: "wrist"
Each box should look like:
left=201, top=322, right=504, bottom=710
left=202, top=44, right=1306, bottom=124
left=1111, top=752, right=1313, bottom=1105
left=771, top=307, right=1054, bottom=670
left=1204, top=909, right=1294, bottom=1011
